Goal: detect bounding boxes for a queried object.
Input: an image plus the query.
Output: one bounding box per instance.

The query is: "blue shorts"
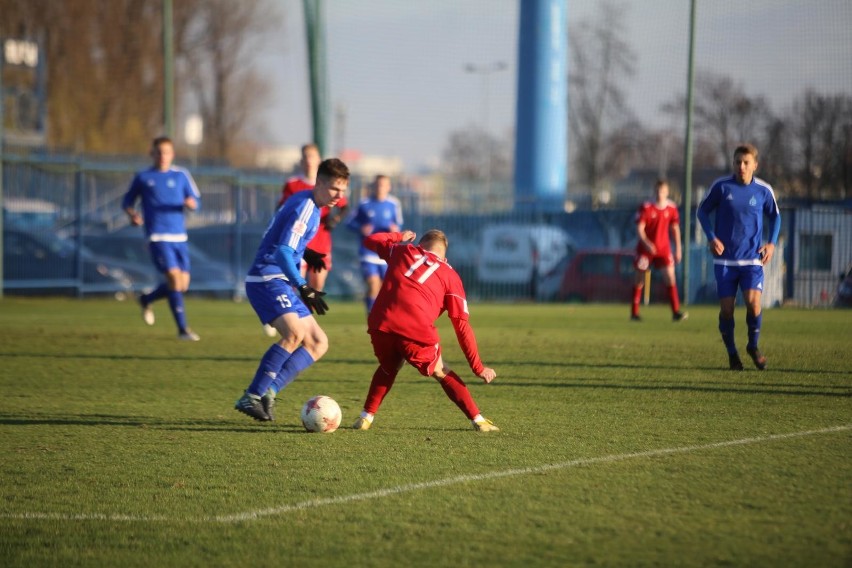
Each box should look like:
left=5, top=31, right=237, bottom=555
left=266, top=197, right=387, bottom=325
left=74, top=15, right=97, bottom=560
left=360, top=261, right=388, bottom=280
left=714, top=264, right=764, bottom=299
left=245, top=279, right=311, bottom=325
left=149, top=241, right=190, bottom=273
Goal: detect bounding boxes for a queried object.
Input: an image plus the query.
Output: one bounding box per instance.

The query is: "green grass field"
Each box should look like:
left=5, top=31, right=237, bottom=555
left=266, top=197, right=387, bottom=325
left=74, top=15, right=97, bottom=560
left=1, top=297, right=850, bottom=567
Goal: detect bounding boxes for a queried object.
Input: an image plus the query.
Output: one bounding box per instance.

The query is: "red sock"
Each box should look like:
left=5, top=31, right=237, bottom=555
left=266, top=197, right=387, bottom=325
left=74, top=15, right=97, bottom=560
left=631, top=285, right=643, bottom=317
left=439, top=371, right=479, bottom=420
left=667, top=284, right=681, bottom=313
left=363, top=366, right=398, bottom=415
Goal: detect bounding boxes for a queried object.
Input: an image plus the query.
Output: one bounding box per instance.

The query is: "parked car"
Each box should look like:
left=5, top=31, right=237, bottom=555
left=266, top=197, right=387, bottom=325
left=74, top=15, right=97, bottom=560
left=82, top=230, right=238, bottom=297
left=557, top=248, right=669, bottom=303
left=477, top=224, right=574, bottom=299
left=834, top=264, right=852, bottom=308
left=3, top=197, right=60, bottom=230
left=2, top=228, right=154, bottom=297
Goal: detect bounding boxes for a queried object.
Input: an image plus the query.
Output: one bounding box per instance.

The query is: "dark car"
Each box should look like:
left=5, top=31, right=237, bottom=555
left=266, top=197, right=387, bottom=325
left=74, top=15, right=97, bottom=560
left=834, top=264, right=852, bottom=308
left=557, top=248, right=669, bottom=303
left=2, top=228, right=155, bottom=297
left=82, top=231, right=238, bottom=298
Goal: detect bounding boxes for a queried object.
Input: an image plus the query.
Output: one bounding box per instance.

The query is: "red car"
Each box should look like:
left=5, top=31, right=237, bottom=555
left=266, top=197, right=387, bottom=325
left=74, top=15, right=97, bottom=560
left=557, top=249, right=669, bottom=303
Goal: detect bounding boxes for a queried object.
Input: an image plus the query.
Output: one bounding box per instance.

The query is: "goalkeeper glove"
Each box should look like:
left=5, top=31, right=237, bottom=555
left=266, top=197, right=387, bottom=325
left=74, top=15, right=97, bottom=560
left=303, top=248, right=327, bottom=273
left=299, top=285, right=329, bottom=316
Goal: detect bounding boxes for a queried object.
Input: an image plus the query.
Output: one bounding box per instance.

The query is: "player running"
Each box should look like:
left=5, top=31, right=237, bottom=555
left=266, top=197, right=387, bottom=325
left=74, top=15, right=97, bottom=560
left=352, top=229, right=499, bottom=432
left=122, top=136, right=202, bottom=341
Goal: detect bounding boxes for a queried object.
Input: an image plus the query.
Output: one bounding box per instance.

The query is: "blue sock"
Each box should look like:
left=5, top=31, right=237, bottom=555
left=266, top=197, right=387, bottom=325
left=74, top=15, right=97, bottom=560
left=269, top=347, right=315, bottom=395
left=247, top=344, right=291, bottom=397
left=167, top=290, right=188, bottom=332
left=719, top=316, right=737, bottom=355
left=746, top=312, right=762, bottom=350
left=142, top=283, right=169, bottom=305
left=365, top=297, right=375, bottom=313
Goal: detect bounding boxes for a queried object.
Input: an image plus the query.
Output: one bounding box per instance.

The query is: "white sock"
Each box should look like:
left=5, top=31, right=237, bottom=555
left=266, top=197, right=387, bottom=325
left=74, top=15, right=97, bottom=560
left=360, top=411, right=374, bottom=423
left=472, top=414, right=484, bottom=423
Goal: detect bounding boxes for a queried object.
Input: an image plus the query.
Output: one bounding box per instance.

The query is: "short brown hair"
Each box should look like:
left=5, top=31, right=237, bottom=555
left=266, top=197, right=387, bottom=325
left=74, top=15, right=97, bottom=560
left=317, top=158, right=350, bottom=181
left=734, top=143, right=759, bottom=161
left=419, top=229, right=448, bottom=250
left=152, top=136, right=173, bottom=148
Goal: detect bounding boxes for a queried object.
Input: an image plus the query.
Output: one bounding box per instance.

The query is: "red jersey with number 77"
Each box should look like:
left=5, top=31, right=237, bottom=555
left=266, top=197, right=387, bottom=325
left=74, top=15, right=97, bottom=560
left=365, top=232, right=485, bottom=374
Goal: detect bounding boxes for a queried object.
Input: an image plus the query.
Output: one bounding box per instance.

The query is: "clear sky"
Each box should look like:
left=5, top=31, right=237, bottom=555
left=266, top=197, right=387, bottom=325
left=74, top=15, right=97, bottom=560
left=257, top=0, right=852, bottom=172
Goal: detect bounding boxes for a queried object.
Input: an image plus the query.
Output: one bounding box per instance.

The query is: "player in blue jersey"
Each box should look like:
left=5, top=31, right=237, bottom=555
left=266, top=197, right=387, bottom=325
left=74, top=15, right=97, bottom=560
left=345, top=174, right=403, bottom=315
left=697, top=143, right=781, bottom=371
left=122, top=136, right=202, bottom=341
left=234, top=158, right=350, bottom=422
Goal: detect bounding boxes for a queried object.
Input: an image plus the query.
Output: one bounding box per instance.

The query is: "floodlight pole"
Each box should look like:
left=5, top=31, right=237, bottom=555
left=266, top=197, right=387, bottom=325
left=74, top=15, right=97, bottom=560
left=464, top=61, right=508, bottom=195
left=304, top=0, right=329, bottom=156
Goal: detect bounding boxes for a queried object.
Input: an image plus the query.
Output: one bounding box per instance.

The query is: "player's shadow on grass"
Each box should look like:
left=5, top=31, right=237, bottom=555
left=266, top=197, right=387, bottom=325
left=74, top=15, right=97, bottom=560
left=489, top=357, right=851, bottom=377
left=0, top=413, right=311, bottom=433
left=0, top=352, right=374, bottom=367
left=497, top=378, right=851, bottom=398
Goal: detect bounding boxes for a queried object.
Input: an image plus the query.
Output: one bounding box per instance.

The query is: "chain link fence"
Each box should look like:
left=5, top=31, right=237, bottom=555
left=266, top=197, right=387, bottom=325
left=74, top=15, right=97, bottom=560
left=3, top=155, right=850, bottom=307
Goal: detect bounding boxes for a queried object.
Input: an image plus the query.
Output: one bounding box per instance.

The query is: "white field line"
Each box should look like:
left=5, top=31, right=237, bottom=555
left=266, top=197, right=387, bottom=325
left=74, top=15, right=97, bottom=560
left=3, top=424, right=849, bottom=524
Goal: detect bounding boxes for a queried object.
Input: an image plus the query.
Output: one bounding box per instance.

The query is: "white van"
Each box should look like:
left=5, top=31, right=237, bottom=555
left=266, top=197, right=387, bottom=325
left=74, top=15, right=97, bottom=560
left=477, top=224, right=574, bottom=297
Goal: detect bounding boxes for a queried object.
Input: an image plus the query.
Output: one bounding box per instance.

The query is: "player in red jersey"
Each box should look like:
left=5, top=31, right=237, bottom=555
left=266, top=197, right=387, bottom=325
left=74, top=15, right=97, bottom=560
left=631, top=179, right=687, bottom=322
left=352, top=229, right=499, bottom=432
left=277, top=143, right=349, bottom=292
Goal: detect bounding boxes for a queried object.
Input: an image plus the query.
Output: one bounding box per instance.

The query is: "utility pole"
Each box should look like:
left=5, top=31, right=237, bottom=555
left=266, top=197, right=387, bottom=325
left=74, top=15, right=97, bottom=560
left=464, top=61, right=507, bottom=195
left=304, top=0, right=328, bottom=156
left=163, top=0, right=175, bottom=138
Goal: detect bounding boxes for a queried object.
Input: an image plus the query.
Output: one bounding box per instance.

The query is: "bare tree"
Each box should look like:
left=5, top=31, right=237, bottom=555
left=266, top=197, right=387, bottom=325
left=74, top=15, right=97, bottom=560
left=662, top=70, right=777, bottom=174
left=441, top=123, right=511, bottom=181
left=0, top=0, right=281, bottom=162
left=790, top=91, right=852, bottom=199
left=176, top=0, right=278, bottom=164
left=693, top=71, right=773, bottom=167
left=568, top=0, right=637, bottom=190
left=0, top=0, right=163, bottom=152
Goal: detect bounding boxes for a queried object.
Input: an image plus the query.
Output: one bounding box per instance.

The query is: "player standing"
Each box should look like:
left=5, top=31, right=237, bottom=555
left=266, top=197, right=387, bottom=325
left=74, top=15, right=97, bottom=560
left=234, top=158, right=349, bottom=421
left=697, top=143, right=781, bottom=371
left=352, top=229, right=499, bottom=432
left=630, top=179, right=687, bottom=322
left=122, top=136, right=202, bottom=341
left=345, top=175, right=403, bottom=315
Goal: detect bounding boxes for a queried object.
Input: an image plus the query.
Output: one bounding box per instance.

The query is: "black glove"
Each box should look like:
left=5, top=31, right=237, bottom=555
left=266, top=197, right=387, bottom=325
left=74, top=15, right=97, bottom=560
left=299, top=284, right=329, bottom=316
left=303, top=248, right=327, bottom=273
left=323, top=205, right=348, bottom=230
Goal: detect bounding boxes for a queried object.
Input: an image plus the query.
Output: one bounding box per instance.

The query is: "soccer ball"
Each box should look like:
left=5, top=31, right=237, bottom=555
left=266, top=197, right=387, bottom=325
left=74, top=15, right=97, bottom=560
left=300, top=395, right=342, bottom=433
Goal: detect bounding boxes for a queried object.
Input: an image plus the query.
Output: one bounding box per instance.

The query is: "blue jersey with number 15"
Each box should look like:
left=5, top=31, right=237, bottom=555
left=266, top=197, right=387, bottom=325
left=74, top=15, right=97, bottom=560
left=247, top=190, right=319, bottom=282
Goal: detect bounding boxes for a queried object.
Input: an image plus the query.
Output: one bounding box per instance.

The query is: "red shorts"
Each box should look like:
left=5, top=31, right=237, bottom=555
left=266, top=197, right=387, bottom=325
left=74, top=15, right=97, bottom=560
left=369, top=330, right=442, bottom=377
left=634, top=252, right=673, bottom=271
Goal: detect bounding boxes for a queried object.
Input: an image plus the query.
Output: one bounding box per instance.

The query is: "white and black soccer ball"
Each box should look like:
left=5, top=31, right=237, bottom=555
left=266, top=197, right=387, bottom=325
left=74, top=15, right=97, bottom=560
left=300, top=395, right=342, bottom=433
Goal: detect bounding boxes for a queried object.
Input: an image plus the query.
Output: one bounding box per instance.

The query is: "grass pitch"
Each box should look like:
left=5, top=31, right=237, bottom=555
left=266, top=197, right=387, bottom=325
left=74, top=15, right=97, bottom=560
left=0, top=297, right=850, bottom=567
